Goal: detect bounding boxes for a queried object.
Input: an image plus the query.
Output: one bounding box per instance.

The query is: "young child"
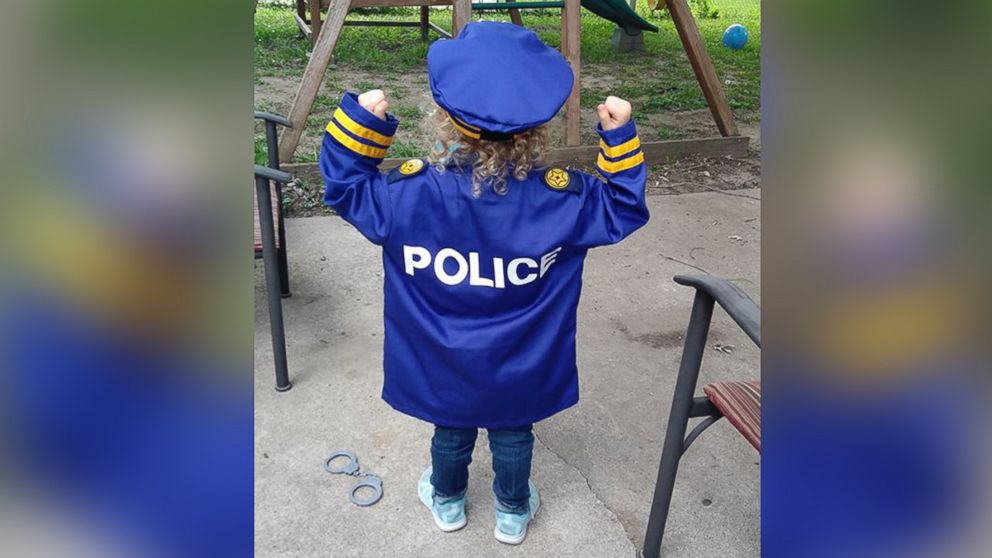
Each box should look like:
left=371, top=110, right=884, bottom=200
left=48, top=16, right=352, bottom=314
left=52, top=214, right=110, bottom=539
left=320, top=21, right=648, bottom=545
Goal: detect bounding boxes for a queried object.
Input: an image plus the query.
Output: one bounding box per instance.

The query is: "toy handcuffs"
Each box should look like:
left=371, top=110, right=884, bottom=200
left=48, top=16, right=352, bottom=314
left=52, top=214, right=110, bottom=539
left=324, top=450, right=383, bottom=507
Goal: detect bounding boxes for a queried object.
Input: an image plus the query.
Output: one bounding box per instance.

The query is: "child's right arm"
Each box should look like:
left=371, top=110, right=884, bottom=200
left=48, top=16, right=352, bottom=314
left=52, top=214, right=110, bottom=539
left=571, top=96, right=650, bottom=249
left=319, top=90, right=398, bottom=245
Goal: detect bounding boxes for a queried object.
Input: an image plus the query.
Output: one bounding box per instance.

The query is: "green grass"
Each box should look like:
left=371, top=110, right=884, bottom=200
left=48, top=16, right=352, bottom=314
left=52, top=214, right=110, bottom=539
left=354, top=81, right=379, bottom=93
left=254, top=7, right=310, bottom=77
left=391, top=105, right=423, bottom=120
left=390, top=140, right=423, bottom=158
left=254, top=135, right=268, bottom=165
left=294, top=146, right=320, bottom=164
left=255, top=0, right=759, bottom=155
left=654, top=126, right=687, bottom=141
left=255, top=2, right=759, bottom=99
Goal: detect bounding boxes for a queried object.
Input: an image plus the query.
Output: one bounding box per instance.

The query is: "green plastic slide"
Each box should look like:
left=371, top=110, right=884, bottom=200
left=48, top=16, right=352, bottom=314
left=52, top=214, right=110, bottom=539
left=581, top=0, right=659, bottom=33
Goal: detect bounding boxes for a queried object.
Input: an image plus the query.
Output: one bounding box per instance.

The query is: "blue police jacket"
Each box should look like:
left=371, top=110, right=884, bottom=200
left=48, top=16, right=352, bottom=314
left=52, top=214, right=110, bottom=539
left=320, top=93, right=649, bottom=428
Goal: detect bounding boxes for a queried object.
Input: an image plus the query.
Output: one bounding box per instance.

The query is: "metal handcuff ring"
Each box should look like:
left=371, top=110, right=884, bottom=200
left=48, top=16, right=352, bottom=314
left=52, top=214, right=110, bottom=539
left=324, top=450, right=383, bottom=507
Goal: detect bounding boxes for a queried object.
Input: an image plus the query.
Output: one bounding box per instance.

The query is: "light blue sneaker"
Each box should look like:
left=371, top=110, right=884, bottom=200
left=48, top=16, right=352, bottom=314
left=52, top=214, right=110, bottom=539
left=418, top=467, right=467, bottom=532
left=493, top=480, right=540, bottom=545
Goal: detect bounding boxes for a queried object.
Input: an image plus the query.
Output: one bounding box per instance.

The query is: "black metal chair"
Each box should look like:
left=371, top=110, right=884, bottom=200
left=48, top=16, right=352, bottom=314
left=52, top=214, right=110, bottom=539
left=254, top=112, right=292, bottom=299
left=643, top=275, right=761, bottom=558
left=254, top=111, right=294, bottom=392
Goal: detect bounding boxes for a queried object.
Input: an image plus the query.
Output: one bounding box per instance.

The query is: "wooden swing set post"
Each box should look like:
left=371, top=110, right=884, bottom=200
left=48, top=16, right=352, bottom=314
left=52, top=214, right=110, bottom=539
left=310, top=0, right=323, bottom=41
left=452, top=0, right=471, bottom=32
left=506, top=0, right=524, bottom=26
left=279, top=0, right=472, bottom=163
left=561, top=0, right=582, bottom=146
left=280, top=0, right=350, bottom=163
left=664, top=0, right=738, bottom=136
left=420, top=6, right=430, bottom=41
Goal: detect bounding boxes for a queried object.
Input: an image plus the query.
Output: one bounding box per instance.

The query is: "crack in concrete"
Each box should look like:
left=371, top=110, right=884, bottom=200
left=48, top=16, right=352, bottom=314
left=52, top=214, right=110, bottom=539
left=661, top=254, right=711, bottom=275
left=697, top=183, right=762, bottom=201
left=533, top=431, right=640, bottom=556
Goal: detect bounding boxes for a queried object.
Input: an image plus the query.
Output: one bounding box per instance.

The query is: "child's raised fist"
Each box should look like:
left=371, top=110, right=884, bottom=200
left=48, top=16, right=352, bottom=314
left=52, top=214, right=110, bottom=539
left=596, top=96, right=632, bottom=131
left=358, top=89, right=389, bottom=121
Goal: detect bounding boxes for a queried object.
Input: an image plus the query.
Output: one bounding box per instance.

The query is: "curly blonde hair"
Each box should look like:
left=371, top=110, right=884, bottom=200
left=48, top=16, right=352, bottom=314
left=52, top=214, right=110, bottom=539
left=427, top=109, right=549, bottom=198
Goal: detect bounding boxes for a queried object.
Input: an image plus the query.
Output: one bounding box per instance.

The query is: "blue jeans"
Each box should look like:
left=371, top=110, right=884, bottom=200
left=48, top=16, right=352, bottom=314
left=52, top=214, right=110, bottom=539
left=430, top=424, right=534, bottom=514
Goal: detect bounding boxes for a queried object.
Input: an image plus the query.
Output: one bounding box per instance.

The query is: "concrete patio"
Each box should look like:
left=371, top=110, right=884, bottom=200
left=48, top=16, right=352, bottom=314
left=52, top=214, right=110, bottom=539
left=255, top=188, right=760, bottom=557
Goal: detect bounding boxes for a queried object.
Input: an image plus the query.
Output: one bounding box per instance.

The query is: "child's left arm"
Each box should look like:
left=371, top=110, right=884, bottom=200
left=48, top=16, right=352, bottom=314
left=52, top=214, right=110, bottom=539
left=319, top=90, right=399, bottom=245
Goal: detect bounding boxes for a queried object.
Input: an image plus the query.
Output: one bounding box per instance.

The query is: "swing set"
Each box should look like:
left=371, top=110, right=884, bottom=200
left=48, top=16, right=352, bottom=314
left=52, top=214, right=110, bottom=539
left=273, top=0, right=747, bottom=167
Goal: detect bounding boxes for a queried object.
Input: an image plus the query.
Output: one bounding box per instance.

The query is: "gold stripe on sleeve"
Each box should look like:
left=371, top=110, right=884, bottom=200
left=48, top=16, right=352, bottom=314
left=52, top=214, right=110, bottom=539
left=333, top=108, right=393, bottom=147
left=599, top=136, right=641, bottom=158
left=325, top=120, right=389, bottom=159
left=596, top=151, right=645, bottom=174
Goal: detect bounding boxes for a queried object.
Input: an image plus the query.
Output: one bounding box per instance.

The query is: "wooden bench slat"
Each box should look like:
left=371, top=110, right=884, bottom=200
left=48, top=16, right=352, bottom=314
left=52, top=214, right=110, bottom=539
left=703, top=381, right=761, bottom=452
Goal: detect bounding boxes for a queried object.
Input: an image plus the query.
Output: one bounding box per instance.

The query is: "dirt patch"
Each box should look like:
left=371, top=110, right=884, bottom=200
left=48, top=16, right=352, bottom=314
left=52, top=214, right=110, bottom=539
left=255, top=76, right=299, bottom=115
left=255, top=68, right=433, bottom=160
left=581, top=70, right=621, bottom=91
left=281, top=148, right=760, bottom=218
left=258, top=65, right=759, bottom=156
left=613, top=318, right=687, bottom=349
left=643, top=152, right=761, bottom=196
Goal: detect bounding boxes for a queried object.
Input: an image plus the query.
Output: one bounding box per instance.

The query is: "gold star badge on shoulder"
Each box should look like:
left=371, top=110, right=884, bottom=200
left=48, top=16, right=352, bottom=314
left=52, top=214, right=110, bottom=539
left=388, top=158, right=428, bottom=184
left=544, top=168, right=570, bottom=190
left=543, top=167, right=582, bottom=194
left=399, top=158, right=425, bottom=175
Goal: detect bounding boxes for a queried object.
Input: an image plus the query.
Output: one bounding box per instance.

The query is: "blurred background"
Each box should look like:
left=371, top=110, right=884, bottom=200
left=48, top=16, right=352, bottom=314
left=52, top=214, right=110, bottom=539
left=762, top=1, right=991, bottom=557
left=0, top=1, right=989, bottom=557
left=0, top=1, right=252, bottom=557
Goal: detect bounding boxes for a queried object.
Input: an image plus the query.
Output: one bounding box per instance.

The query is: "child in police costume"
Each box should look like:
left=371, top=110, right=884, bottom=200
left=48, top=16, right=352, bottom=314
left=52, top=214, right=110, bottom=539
left=320, top=22, right=647, bottom=544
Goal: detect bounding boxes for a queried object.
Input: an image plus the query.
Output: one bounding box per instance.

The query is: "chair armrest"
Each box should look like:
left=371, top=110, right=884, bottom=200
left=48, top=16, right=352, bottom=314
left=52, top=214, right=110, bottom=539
left=674, top=274, right=760, bottom=347
left=254, top=165, right=293, bottom=184
left=254, top=111, right=292, bottom=128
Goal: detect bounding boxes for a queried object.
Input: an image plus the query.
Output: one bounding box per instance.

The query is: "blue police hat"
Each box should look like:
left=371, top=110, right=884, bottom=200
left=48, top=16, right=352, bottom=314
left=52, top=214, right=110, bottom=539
left=427, top=21, right=574, bottom=140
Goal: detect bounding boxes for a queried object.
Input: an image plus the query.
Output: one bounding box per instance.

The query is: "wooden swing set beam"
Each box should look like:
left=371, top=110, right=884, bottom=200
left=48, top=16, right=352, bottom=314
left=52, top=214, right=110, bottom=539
left=282, top=134, right=749, bottom=185
left=665, top=0, right=738, bottom=137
